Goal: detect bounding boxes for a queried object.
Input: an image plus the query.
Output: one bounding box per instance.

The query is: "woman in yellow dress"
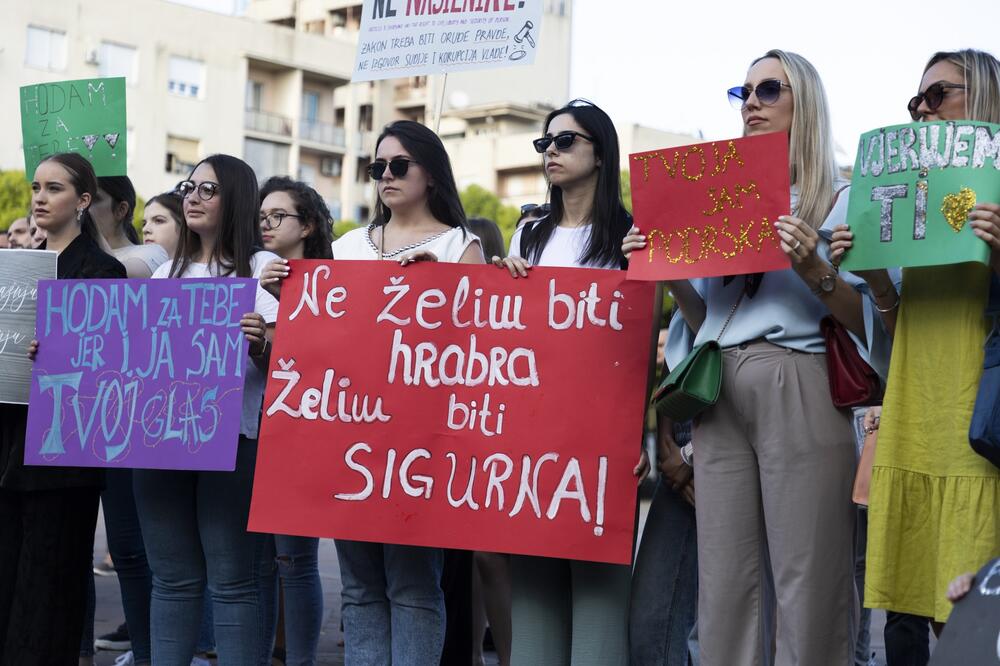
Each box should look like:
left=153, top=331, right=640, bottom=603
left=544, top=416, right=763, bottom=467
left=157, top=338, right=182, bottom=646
left=832, top=48, right=1000, bottom=632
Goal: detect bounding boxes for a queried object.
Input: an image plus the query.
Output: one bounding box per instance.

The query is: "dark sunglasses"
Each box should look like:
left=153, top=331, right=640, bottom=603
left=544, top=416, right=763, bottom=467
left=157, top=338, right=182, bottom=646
left=367, top=158, right=418, bottom=181
left=727, top=79, right=791, bottom=109
left=532, top=131, right=594, bottom=153
left=907, top=82, right=967, bottom=121
left=520, top=203, right=551, bottom=216
left=177, top=180, right=220, bottom=201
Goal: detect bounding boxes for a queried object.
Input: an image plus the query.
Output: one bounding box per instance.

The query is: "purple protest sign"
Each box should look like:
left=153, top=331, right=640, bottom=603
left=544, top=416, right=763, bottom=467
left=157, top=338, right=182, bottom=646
left=24, top=277, right=256, bottom=470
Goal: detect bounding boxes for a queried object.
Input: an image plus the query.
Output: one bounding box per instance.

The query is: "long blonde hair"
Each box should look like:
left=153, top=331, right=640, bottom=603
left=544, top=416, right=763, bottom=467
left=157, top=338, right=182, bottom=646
left=924, top=49, right=1000, bottom=124
left=751, top=49, right=838, bottom=230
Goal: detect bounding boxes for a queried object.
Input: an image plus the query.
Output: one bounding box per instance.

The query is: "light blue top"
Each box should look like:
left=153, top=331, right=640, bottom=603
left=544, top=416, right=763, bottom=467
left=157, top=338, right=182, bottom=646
left=665, top=184, right=899, bottom=379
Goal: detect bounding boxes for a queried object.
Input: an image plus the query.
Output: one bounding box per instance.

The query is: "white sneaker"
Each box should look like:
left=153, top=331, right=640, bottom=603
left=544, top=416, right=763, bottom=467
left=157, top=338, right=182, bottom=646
left=190, top=657, right=212, bottom=666
left=113, top=652, right=135, bottom=666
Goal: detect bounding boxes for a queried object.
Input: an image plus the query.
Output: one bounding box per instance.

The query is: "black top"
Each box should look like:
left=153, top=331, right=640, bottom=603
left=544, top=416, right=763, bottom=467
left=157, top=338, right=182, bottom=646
left=0, top=232, right=126, bottom=491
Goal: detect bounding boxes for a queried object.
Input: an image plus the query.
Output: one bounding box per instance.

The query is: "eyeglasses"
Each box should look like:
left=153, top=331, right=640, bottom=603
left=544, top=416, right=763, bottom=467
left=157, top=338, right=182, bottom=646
left=260, top=211, right=302, bottom=230
left=727, top=79, right=792, bottom=109
left=907, top=82, right=967, bottom=121
left=177, top=180, right=220, bottom=201
left=532, top=131, right=594, bottom=153
left=367, top=158, right=418, bottom=181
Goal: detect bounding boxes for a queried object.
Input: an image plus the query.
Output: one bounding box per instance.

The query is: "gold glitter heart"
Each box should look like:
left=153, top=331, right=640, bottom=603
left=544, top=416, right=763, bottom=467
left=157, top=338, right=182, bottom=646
left=941, top=187, right=976, bottom=233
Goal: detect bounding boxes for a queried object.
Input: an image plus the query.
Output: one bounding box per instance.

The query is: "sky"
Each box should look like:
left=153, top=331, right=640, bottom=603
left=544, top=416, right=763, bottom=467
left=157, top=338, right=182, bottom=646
left=568, top=0, right=1000, bottom=164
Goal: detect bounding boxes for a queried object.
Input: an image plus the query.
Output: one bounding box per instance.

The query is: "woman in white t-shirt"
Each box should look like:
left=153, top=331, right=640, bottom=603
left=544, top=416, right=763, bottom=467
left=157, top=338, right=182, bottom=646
left=88, top=176, right=169, bottom=278
left=133, top=154, right=279, bottom=665
left=265, top=120, right=481, bottom=665
left=493, top=100, right=648, bottom=666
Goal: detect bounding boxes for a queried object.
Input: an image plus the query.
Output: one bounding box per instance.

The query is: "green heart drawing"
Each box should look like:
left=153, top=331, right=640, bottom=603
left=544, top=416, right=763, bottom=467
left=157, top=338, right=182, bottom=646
left=940, top=187, right=976, bottom=233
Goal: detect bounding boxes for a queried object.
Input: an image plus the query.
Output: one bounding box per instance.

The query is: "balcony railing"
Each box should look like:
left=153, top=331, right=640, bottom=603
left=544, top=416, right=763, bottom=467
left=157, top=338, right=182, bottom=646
left=244, top=109, right=293, bottom=137
left=299, top=120, right=346, bottom=148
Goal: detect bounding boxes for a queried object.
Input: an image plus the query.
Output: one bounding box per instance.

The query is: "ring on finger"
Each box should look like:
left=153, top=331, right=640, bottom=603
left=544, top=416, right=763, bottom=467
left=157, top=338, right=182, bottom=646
left=792, top=239, right=802, bottom=251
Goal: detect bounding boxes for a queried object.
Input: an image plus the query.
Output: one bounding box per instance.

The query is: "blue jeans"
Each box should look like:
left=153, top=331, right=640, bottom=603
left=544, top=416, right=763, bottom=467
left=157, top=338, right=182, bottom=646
left=629, top=479, right=698, bottom=666
left=259, top=535, right=323, bottom=666
left=335, top=540, right=445, bottom=665
left=104, top=469, right=154, bottom=663
left=133, top=437, right=270, bottom=666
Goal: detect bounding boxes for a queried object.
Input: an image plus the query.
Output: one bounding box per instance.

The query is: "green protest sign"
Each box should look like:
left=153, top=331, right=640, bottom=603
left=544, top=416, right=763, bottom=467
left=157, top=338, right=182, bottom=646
left=19, top=77, right=127, bottom=180
left=841, top=121, right=1000, bottom=272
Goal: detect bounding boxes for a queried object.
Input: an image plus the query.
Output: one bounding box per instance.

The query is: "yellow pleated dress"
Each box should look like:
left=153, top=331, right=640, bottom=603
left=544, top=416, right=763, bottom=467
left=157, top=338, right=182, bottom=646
left=865, top=263, right=1000, bottom=622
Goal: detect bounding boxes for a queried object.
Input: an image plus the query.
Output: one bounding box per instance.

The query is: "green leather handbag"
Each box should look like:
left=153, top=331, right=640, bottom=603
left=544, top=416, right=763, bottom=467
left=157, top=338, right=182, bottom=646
left=651, top=341, right=722, bottom=421
left=651, top=289, right=745, bottom=421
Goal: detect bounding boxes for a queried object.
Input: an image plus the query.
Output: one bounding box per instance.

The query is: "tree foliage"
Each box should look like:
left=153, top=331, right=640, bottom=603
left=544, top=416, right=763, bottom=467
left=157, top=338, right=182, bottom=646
left=0, top=171, right=32, bottom=231
left=620, top=170, right=632, bottom=213
left=459, top=184, right=520, bottom=250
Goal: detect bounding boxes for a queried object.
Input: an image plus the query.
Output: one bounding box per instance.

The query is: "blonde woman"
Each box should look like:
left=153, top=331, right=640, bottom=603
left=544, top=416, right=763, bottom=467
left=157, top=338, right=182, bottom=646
left=832, top=49, right=1000, bottom=645
left=624, top=50, right=880, bottom=665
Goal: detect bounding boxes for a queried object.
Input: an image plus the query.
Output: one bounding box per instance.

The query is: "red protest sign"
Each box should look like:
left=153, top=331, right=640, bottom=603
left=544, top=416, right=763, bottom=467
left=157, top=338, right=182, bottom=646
left=627, top=132, right=791, bottom=281
left=248, top=261, right=655, bottom=564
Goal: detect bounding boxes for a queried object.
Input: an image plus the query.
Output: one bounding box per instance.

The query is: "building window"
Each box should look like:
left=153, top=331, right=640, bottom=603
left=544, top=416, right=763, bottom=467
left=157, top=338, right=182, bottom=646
left=359, top=104, right=373, bottom=132
left=99, top=42, right=138, bottom=84
left=302, top=91, right=320, bottom=123
left=243, top=138, right=289, bottom=182
left=298, top=163, right=317, bottom=185
left=168, top=56, right=205, bottom=99
left=246, top=80, right=263, bottom=111
left=165, top=135, right=200, bottom=175
left=305, top=19, right=325, bottom=34
left=25, top=26, right=67, bottom=71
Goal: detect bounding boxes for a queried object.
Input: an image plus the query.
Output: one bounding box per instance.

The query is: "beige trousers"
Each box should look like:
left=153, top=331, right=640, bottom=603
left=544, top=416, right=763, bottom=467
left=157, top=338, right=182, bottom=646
left=693, top=341, right=858, bottom=666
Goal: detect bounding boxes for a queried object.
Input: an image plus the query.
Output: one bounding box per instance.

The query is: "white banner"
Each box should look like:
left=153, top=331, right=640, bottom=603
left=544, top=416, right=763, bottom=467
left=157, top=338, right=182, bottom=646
left=352, top=0, right=543, bottom=82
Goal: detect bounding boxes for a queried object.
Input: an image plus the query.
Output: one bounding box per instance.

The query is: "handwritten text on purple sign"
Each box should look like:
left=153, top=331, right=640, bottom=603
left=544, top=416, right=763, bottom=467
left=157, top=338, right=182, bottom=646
left=24, top=278, right=255, bottom=470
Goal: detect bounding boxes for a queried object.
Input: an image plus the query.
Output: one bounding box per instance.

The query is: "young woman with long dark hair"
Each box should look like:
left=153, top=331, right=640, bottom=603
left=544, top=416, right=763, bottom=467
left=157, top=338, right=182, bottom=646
left=264, top=120, right=482, bottom=664
left=89, top=176, right=168, bottom=279
left=493, top=100, right=649, bottom=666
left=0, top=153, right=126, bottom=664
left=131, top=154, right=279, bottom=665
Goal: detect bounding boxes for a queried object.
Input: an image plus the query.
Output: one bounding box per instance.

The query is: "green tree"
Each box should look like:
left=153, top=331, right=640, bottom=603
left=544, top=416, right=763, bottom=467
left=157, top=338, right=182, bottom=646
left=620, top=170, right=632, bottom=213
left=333, top=219, right=361, bottom=238
left=459, top=184, right=520, bottom=250
left=0, top=171, right=32, bottom=231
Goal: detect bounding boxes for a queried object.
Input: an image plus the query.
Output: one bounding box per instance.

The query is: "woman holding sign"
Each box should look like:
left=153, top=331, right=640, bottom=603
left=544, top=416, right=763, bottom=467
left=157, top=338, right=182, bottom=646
left=0, top=153, right=126, bottom=664
left=830, top=48, right=1000, bottom=641
left=623, top=51, right=880, bottom=665
left=256, top=176, right=333, bottom=666
left=131, top=154, right=280, bottom=665
left=492, top=99, right=650, bottom=666
left=262, top=120, right=483, bottom=665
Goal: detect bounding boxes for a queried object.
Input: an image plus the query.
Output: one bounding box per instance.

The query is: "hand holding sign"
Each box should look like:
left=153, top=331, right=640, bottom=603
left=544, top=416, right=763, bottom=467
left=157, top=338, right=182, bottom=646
left=626, top=132, right=791, bottom=281
left=840, top=121, right=1000, bottom=272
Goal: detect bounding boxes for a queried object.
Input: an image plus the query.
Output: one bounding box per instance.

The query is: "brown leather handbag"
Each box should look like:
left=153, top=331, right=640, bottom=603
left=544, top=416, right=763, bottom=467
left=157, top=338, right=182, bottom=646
left=852, top=425, right=879, bottom=506
left=820, top=315, right=882, bottom=408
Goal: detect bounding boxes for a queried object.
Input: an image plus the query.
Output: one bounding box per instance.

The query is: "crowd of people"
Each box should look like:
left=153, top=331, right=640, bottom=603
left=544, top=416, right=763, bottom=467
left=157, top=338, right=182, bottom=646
left=1, top=45, right=999, bottom=666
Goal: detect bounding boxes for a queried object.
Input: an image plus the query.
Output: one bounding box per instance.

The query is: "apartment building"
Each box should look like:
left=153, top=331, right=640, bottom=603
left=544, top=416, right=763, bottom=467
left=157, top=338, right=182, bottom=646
left=2, top=0, right=694, bottom=223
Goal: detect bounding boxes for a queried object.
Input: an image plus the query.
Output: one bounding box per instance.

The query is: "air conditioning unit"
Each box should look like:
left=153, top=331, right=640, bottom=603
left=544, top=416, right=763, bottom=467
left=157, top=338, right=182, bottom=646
left=320, top=157, right=342, bottom=177
left=85, top=49, right=100, bottom=65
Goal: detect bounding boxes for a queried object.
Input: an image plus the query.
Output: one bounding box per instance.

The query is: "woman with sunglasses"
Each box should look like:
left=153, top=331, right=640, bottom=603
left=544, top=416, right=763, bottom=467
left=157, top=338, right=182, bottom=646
left=491, top=100, right=649, bottom=666
left=830, top=48, right=1000, bottom=652
left=0, top=153, right=126, bottom=664
left=131, top=155, right=279, bottom=665
left=265, top=120, right=482, bottom=664
left=254, top=176, right=333, bottom=666
left=624, top=51, right=879, bottom=665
